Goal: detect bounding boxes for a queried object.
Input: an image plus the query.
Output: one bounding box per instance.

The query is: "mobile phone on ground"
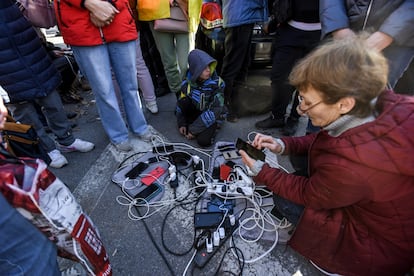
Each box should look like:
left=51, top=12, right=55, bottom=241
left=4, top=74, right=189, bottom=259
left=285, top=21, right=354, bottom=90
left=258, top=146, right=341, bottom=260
left=194, top=212, right=224, bottom=229
left=235, top=138, right=265, bottom=161
left=125, top=162, right=149, bottom=179
left=134, top=183, right=162, bottom=203
left=141, top=166, right=166, bottom=186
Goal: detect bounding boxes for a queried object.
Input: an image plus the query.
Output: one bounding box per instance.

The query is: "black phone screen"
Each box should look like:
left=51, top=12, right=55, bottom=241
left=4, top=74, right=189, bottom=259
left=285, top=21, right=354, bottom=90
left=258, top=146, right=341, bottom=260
left=125, top=162, right=149, bottom=179
left=194, top=212, right=224, bottom=229
left=134, top=183, right=161, bottom=202
left=235, top=138, right=265, bottom=161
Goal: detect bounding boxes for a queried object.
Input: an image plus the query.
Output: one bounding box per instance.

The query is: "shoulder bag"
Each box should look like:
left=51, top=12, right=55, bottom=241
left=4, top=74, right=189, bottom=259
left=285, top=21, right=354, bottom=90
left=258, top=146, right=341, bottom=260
left=16, top=0, right=57, bottom=28
left=153, top=4, right=188, bottom=33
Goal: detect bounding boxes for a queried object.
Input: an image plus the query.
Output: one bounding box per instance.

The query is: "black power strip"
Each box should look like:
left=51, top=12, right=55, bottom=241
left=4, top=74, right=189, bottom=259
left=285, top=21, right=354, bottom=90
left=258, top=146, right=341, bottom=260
left=194, top=222, right=239, bottom=268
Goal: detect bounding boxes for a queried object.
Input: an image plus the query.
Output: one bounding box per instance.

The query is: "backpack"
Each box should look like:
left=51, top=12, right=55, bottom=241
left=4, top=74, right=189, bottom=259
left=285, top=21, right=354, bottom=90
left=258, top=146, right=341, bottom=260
left=2, top=115, right=51, bottom=164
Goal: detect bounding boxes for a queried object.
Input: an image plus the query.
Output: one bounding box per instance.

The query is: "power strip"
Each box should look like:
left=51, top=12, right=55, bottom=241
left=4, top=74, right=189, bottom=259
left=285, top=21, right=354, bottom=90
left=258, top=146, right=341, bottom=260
left=194, top=222, right=239, bottom=268
left=206, top=167, right=254, bottom=196
left=206, top=180, right=254, bottom=196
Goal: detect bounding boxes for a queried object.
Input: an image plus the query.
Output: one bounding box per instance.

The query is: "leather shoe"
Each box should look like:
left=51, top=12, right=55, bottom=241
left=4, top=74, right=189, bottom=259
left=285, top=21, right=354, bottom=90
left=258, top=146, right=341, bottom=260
left=255, top=115, right=285, bottom=129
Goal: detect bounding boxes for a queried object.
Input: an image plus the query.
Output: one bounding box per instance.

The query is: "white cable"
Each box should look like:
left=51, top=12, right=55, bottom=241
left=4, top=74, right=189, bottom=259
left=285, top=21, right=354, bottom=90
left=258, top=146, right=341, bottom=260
left=182, top=250, right=197, bottom=276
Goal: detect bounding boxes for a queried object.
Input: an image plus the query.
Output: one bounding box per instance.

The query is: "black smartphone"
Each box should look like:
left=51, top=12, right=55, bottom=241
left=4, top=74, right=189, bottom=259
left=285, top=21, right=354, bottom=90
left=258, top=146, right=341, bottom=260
left=125, top=162, right=149, bottom=179
left=134, top=183, right=162, bottom=203
left=194, top=212, right=224, bottom=229
left=235, top=138, right=265, bottom=161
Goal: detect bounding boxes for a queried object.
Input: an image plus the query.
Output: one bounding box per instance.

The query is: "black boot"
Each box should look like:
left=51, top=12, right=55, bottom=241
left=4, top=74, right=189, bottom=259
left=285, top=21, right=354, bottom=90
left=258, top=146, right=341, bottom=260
left=255, top=114, right=285, bottom=129
left=282, top=117, right=299, bottom=136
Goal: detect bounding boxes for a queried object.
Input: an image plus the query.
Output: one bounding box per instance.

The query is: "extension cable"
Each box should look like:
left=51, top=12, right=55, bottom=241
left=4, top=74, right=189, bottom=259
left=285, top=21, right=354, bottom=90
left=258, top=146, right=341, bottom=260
left=194, top=221, right=239, bottom=268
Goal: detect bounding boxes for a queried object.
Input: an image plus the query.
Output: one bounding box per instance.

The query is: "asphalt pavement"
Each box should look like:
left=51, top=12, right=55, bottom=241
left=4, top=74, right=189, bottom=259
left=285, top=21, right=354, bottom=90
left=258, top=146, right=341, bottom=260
left=51, top=63, right=323, bottom=276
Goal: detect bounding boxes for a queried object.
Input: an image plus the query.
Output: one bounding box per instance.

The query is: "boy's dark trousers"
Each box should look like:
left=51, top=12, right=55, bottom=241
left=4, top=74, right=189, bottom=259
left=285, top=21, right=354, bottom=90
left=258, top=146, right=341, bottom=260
left=177, top=97, right=217, bottom=147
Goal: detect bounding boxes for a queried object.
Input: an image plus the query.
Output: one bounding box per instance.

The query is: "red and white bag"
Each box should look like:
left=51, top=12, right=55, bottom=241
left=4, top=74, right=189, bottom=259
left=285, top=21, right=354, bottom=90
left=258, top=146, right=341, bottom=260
left=0, top=153, right=112, bottom=276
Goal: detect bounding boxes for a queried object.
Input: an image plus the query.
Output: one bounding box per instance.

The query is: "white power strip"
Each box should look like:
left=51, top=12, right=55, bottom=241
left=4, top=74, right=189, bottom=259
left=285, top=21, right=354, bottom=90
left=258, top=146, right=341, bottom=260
left=206, top=181, right=254, bottom=196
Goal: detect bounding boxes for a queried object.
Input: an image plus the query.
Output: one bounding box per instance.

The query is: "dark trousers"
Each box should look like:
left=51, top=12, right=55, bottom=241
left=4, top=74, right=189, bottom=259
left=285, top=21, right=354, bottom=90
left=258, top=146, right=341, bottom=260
left=272, top=167, right=308, bottom=225
left=177, top=97, right=218, bottom=147
left=52, top=54, right=78, bottom=93
left=270, top=25, right=320, bottom=119
left=220, top=24, right=254, bottom=114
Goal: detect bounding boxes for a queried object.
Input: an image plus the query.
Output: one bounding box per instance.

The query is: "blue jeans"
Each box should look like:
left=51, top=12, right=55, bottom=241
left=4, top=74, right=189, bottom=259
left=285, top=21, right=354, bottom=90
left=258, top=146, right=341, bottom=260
left=8, top=90, right=74, bottom=152
left=0, top=193, right=60, bottom=275
left=72, top=40, right=148, bottom=144
left=273, top=194, right=304, bottom=226
left=384, top=45, right=414, bottom=89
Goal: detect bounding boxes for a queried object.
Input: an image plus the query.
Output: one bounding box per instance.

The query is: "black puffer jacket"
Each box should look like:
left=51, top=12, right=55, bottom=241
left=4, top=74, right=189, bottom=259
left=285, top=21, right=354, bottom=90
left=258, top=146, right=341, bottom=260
left=320, top=0, right=414, bottom=47
left=0, top=0, right=61, bottom=103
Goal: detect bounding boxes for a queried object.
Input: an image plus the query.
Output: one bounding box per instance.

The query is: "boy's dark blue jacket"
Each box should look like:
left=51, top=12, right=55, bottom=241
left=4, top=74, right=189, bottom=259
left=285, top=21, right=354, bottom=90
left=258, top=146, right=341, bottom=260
left=176, top=49, right=225, bottom=135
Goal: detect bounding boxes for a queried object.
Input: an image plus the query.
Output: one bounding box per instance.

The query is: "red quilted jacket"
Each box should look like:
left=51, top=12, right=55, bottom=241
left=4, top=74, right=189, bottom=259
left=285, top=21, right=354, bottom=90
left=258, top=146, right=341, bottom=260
left=255, top=90, right=414, bottom=275
left=55, top=0, right=137, bottom=46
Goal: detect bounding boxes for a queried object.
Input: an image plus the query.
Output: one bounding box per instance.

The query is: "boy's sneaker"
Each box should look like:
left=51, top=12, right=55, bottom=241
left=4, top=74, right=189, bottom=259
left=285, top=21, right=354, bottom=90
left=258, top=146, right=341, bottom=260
left=113, top=140, right=133, bottom=152
left=58, top=139, right=95, bottom=153
left=145, top=100, right=158, bottom=114
left=48, top=149, right=68, bottom=168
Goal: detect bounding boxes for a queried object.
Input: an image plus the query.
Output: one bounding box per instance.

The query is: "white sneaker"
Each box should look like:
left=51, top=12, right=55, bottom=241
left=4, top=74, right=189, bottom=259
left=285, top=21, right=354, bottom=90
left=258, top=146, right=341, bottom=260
left=48, top=149, right=68, bottom=168
left=137, top=130, right=153, bottom=142
left=113, top=140, right=133, bottom=152
left=145, top=100, right=158, bottom=114
left=58, top=139, right=95, bottom=153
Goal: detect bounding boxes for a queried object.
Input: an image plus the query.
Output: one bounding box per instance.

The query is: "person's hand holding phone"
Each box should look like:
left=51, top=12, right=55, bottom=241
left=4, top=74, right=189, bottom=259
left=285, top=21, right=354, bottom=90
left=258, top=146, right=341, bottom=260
left=239, top=150, right=255, bottom=170
left=252, top=133, right=283, bottom=154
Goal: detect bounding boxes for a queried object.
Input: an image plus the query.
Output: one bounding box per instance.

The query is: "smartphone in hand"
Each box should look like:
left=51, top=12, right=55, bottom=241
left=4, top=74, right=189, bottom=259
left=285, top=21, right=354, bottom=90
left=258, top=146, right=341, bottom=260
left=235, top=138, right=265, bottom=161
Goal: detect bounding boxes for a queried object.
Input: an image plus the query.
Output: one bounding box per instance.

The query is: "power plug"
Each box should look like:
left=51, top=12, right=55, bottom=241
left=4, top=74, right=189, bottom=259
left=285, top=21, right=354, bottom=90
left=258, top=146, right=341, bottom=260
left=213, top=231, right=220, bottom=246
left=206, top=238, right=213, bottom=253
left=192, top=155, right=200, bottom=165
left=168, top=172, right=178, bottom=188
left=168, top=165, right=176, bottom=175
left=219, top=227, right=225, bottom=239
left=229, top=214, right=236, bottom=226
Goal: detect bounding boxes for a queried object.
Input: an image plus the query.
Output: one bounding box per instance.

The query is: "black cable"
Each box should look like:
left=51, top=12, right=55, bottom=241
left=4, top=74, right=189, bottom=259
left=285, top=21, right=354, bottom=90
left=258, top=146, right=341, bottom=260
left=160, top=199, right=199, bottom=256
left=133, top=205, right=175, bottom=276
left=117, top=151, right=147, bottom=169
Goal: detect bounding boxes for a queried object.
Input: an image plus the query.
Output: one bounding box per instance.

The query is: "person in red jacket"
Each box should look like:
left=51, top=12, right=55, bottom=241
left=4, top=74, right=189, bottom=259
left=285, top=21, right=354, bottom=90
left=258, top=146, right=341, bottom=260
left=240, top=34, right=414, bottom=275
left=56, top=0, right=152, bottom=151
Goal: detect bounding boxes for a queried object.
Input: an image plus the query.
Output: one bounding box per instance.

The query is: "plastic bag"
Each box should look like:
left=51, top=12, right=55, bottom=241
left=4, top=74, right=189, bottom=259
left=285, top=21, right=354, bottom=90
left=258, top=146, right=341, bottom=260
left=0, top=152, right=112, bottom=276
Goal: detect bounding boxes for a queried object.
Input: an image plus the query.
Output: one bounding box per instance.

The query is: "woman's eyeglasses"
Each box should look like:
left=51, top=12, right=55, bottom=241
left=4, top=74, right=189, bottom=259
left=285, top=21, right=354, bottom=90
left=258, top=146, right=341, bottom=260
left=297, top=95, right=323, bottom=113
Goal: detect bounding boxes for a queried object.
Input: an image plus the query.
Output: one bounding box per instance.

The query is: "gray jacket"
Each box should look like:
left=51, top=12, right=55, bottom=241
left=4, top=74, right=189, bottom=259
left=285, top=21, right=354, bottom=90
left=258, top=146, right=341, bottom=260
left=320, top=0, right=414, bottom=46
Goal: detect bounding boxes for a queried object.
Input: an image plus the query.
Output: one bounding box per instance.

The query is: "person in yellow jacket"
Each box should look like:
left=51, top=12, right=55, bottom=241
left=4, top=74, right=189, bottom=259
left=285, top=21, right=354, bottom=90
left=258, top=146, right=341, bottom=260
left=136, top=0, right=202, bottom=97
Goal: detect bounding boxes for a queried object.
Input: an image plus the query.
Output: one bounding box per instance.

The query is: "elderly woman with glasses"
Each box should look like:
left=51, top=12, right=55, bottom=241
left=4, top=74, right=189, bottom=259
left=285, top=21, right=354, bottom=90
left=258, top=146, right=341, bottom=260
left=240, top=34, right=414, bottom=275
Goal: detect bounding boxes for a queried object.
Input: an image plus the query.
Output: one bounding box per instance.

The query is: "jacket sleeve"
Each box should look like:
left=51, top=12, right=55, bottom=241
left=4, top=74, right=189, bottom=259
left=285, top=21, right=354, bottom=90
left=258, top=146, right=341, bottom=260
left=175, top=101, right=187, bottom=128
left=253, top=163, right=370, bottom=210
left=175, top=80, right=189, bottom=128
left=319, top=0, right=349, bottom=39
left=188, top=80, right=225, bottom=135
left=379, top=0, right=414, bottom=46
left=280, top=132, right=318, bottom=156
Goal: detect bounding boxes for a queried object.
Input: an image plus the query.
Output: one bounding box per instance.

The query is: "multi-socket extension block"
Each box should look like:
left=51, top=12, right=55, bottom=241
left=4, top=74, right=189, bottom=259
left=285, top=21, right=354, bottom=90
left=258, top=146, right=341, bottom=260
left=206, top=167, right=254, bottom=197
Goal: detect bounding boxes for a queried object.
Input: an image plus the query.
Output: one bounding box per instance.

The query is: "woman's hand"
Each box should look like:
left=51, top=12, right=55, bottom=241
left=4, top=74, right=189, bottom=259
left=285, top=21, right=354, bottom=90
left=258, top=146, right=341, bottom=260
left=85, top=0, right=119, bottom=27
left=239, top=150, right=255, bottom=169
left=252, top=133, right=283, bottom=154
left=365, top=31, right=393, bottom=52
